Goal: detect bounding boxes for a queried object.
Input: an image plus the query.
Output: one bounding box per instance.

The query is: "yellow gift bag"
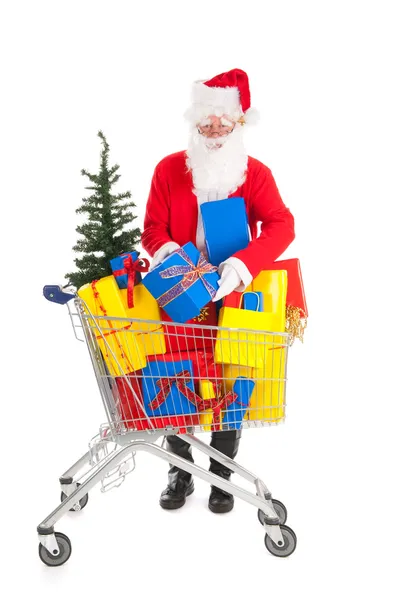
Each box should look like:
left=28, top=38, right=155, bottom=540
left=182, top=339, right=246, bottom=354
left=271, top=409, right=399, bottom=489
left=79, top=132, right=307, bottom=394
left=246, top=344, right=287, bottom=423
left=78, top=276, right=147, bottom=376
left=215, top=270, right=288, bottom=368
left=121, top=283, right=166, bottom=356
left=252, top=270, right=287, bottom=332
left=245, top=270, right=288, bottom=422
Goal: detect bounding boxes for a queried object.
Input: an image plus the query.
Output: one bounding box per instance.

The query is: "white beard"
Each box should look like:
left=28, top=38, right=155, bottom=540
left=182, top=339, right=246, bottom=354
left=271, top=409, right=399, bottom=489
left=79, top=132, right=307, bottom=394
left=186, top=126, right=248, bottom=201
left=185, top=126, right=248, bottom=255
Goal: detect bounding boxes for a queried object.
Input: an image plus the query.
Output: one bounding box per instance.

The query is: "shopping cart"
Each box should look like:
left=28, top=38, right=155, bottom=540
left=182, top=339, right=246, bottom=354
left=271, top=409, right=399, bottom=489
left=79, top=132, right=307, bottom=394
left=37, top=285, right=297, bottom=566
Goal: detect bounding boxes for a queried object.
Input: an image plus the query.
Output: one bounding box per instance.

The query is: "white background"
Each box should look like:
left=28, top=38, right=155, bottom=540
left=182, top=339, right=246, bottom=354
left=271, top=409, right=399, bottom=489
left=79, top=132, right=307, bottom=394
left=1, top=0, right=399, bottom=598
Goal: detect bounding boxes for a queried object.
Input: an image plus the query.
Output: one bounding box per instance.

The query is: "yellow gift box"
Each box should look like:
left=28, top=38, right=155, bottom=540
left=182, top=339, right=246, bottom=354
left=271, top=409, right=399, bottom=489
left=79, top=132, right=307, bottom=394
left=122, top=283, right=166, bottom=356
left=78, top=276, right=147, bottom=376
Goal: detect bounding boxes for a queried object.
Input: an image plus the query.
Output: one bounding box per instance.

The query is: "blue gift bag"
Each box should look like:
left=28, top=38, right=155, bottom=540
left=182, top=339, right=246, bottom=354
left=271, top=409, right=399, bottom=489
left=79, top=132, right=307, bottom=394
left=242, top=291, right=264, bottom=311
left=223, top=377, right=255, bottom=429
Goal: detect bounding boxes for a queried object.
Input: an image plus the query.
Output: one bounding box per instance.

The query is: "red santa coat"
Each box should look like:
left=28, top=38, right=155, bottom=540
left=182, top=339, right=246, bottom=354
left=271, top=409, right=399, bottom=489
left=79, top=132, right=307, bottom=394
left=142, top=150, right=295, bottom=281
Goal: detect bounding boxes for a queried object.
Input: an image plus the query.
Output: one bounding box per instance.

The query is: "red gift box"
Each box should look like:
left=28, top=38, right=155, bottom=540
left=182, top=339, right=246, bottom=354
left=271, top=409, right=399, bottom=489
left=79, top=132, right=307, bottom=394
left=267, top=258, right=308, bottom=316
left=115, top=373, right=199, bottom=432
left=223, top=258, right=308, bottom=316
left=159, top=301, right=218, bottom=353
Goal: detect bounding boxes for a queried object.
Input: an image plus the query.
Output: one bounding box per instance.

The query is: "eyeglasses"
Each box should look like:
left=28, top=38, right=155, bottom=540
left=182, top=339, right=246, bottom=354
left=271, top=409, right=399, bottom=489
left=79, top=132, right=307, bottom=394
left=197, top=116, right=245, bottom=136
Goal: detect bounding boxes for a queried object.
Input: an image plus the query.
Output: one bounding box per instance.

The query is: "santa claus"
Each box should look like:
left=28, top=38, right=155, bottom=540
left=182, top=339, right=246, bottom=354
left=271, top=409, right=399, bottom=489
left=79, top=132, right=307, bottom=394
left=142, top=68, right=295, bottom=514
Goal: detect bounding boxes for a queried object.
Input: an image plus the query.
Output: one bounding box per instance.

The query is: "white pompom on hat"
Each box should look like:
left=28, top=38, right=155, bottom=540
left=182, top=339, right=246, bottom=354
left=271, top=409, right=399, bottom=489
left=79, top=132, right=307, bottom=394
left=185, top=68, right=260, bottom=126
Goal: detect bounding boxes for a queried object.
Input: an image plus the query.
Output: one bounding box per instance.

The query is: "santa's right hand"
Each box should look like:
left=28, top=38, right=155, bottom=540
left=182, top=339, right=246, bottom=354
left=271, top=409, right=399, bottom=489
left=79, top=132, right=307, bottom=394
left=150, top=241, right=180, bottom=271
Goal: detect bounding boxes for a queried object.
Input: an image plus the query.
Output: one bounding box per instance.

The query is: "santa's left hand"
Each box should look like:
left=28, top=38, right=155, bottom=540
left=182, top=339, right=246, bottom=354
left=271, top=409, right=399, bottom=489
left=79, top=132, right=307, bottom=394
left=212, top=263, right=242, bottom=302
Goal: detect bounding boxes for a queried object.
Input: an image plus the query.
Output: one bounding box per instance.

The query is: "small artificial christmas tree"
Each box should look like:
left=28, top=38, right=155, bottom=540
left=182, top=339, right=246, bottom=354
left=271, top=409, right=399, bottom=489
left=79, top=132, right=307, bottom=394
left=65, top=130, right=141, bottom=289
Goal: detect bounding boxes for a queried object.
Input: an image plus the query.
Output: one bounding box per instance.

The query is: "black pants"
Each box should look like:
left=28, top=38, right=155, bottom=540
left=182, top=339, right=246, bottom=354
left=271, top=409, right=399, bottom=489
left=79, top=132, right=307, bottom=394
left=165, top=430, right=242, bottom=489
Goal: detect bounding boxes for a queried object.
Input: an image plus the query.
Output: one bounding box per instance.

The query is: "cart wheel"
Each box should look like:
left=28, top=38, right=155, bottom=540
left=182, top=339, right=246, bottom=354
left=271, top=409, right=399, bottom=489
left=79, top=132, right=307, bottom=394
left=264, top=525, right=297, bottom=558
left=38, top=532, right=72, bottom=567
left=61, top=482, right=89, bottom=511
left=258, top=498, right=287, bottom=526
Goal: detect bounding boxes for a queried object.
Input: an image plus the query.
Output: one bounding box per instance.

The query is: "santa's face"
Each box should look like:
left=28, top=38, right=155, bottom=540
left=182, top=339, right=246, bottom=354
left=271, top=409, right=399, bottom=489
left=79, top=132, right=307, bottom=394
left=186, top=113, right=248, bottom=199
left=197, top=115, right=236, bottom=146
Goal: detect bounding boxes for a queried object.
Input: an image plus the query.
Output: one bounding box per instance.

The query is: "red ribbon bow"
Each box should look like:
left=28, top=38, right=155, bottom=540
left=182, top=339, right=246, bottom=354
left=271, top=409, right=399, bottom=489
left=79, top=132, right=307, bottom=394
left=149, top=370, right=202, bottom=412
left=197, top=383, right=242, bottom=431
left=113, top=254, right=150, bottom=309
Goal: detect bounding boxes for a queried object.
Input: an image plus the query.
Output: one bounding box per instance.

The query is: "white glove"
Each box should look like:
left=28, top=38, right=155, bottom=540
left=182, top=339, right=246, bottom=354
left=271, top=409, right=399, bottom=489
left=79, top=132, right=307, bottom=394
left=212, top=263, right=242, bottom=302
left=150, top=241, right=180, bottom=271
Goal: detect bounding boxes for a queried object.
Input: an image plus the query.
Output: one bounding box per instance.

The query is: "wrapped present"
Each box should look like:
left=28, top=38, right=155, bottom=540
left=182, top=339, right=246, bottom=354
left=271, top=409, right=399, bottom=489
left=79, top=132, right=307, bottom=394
left=78, top=276, right=147, bottom=376
left=222, top=377, right=254, bottom=429
left=142, top=242, right=219, bottom=323
left=200, top=197, right=250, bottom=266
left=246, top=343, right=287, bottom=423
left=197, top=380, right=239, bottom=432
left=160, top=302, right=218, bottom=352
left=141, top=359, right=199, bottom=418
left=115, top=374, right=198, bottom=432
left=110, top=251, right=150, bottom=308
left=150, top=348, right=222, bottom=388
left=262, top=258, right=308, bottom=316
left=258, top=259, right=307, bottom=343
left=121, top=283, right=166, bottom=356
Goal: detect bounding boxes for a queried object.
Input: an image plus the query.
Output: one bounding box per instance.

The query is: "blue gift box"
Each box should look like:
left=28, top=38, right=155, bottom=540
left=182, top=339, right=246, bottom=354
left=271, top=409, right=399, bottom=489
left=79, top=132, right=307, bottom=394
left=223, top=377, right=255, bottom=430
left=141, top=359, right=197, bottom=417
left=200, top=197, right=250, bottom=266
left=142, top=242, right=219, bottom=323
left=110, top=251, right=143, bottom=289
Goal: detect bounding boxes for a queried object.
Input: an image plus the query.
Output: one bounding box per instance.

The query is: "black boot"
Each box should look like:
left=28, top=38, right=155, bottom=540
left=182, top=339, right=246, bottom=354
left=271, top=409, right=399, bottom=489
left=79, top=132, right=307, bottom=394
left=160, top=435, right=194, bottom=510
left=208, top=430, right=241, bottom=514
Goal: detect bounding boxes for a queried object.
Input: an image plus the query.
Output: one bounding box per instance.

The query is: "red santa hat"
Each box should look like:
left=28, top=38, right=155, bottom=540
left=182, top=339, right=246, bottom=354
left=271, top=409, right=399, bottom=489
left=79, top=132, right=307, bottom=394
left=185, top=68, right=260, bottom=126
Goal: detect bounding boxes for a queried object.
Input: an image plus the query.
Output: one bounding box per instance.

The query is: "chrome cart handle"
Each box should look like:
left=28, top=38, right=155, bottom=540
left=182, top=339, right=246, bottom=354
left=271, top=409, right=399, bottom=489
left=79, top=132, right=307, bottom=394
left=43, top=285, right=76, bottom=305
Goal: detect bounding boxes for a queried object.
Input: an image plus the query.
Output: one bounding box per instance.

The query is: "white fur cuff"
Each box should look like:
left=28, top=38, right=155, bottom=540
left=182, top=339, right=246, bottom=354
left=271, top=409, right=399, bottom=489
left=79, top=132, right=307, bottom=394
left=219, top=256, right=253, bottom=292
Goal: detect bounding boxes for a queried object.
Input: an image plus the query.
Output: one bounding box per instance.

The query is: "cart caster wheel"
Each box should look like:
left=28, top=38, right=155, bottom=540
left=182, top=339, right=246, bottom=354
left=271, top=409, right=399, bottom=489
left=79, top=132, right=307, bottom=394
left=258, top=498, right=287, bottom=525
left=61, top=482, right=89, bottom=511
left=264, top=525, right=297, bottom=557
left=38, top=532, right=72, bottom=567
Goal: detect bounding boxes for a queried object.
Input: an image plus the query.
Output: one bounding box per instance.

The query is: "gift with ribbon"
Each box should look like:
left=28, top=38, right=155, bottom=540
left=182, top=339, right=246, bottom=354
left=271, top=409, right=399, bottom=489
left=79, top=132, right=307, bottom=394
left=142, top=242, right=219, bottom=323
left=197, top=377, right=252, bottom=431
left=115, top=373, right=198, bottom=432
left=150, top=349, right=222, bottom=388
left=110, top=251, right=150, bottom=309
left=120, top=283, right=166, bottom=356
left=198, top=380, right=237, bottom=432
left=78, top=275, right=147, bottom=376
left=141, top=359, right=199, bottom=417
